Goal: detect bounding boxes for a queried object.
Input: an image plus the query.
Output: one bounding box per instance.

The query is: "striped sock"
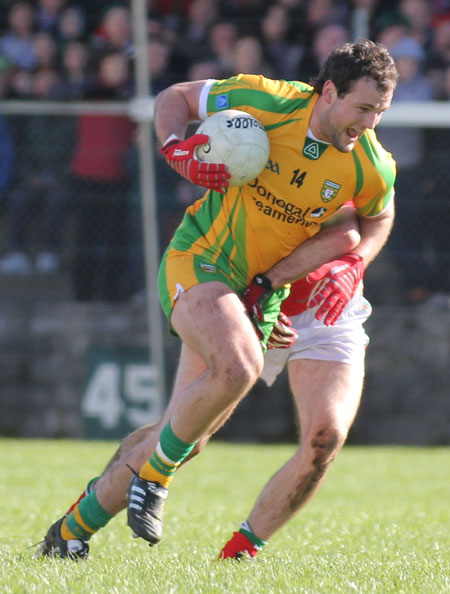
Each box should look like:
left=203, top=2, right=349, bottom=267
left=239, top=520, right=267, bottom=549
left=65, top=475, right=100, bottom=516
left=60, top=491, right=113, bottom=541
left=139, top=422, right=197, bottom=488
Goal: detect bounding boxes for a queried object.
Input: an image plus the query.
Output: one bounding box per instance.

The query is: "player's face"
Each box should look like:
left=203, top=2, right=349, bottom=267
left=321, top=77, right=394, bottom=152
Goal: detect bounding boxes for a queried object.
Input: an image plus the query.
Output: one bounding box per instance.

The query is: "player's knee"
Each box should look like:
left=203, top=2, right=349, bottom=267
left=215, top=349, right=263, bottom=399
left=309, top=425, right=346, bottom=472
left=235, top=353, right=263, bottom=391
left=288, top=426, right=344, bottom=512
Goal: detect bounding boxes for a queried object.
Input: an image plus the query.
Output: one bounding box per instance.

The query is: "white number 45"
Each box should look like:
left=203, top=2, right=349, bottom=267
left=82, top=363, right=160, bottom=429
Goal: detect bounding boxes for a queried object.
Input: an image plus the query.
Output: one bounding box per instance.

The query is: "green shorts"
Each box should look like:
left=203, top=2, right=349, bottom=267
left=158, top=248, right=289, bottom=349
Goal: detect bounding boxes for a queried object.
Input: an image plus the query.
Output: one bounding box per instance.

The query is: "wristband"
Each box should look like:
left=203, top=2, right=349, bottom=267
left=252, top=274, right=273, bottom=291
left=163, top=133, right=179, bottom=146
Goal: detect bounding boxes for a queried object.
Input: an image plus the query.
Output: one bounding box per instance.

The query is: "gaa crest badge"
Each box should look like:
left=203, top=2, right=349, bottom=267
left=321, top=179, right=341, bottom=202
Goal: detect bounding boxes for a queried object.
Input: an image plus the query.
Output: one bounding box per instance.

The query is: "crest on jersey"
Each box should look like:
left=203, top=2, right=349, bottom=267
left=303, top=137, right=328, bottom=160
left=199, top=262, right=217, bottom=273
left=216, top=94, right=228, bottom=109
left=321, top=179, right=341, bottom=202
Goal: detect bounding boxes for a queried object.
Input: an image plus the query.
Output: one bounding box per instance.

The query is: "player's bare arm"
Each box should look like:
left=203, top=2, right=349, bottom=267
left=263, top=204, right=360, bottom=289
left=153, top=80, right=206, bottom=143
left=155, top=80, right=231, bottom=193
left=354, top=199, right=395, bottom=267
left=304, top=201, right=394, bottom=326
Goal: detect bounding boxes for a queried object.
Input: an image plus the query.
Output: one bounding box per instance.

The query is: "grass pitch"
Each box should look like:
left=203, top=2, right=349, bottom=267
left=0, top=439, right=448, bottom=594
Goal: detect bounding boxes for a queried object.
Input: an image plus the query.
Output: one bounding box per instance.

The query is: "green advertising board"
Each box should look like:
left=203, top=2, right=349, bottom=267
left=82, top=345, right=162, bottom=440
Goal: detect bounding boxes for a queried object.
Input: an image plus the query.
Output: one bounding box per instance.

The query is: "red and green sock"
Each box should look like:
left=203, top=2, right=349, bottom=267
left=219, top=520, right=267, bottom=559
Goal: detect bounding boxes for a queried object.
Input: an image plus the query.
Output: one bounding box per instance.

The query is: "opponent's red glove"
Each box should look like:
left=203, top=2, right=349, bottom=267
left=307, top=252, right=365, bottom=326
left=267, top=312, right=298, bottom=349
left=242, top=274, right=273, bottom=340
left=160, top=134, right=230, bottom=193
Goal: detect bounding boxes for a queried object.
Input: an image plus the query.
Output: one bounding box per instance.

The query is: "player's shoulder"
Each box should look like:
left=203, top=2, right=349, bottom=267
left=355, top=128, right=396, bottom=181
left=211, top=74, right=315, bottom=101
left=358, top=129, right=395, bottom=163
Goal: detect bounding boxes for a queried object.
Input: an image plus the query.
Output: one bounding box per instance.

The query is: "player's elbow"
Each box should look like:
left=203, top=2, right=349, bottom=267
left=340, top=227, right=361, bottom=253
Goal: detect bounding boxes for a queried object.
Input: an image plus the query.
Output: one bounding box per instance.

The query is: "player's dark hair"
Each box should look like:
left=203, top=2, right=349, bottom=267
left=311, top=39, right=398, bottom=97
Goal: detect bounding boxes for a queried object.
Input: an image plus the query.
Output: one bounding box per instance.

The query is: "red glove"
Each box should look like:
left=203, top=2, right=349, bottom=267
left=160, top=135, right=230, bottom=193
left=242, top=274, right=273, bottom=340
left=267, top=312, right=298, bottom=349
left=307, top=252, right=365, bottom=326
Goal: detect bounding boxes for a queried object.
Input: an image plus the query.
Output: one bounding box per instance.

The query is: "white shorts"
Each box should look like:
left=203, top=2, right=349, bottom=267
left=260, top=293, right=372, bottom=387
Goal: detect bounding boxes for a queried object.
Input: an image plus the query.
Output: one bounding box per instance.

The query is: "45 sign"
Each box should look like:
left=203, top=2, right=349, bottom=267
left=82, top=346, right=162, bottom=439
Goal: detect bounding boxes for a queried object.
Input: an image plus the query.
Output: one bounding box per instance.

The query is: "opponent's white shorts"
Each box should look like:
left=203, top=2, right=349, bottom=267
left=260, top=293, right=372, bottom=387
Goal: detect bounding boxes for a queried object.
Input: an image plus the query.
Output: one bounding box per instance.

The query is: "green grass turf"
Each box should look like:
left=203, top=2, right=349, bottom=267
left=0, top=439, right=448, bottom=593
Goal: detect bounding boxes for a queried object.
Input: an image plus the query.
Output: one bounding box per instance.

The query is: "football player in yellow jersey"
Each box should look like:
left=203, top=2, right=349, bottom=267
left=36, top=40, right=398, bottom=560
left=36, top=206, right=362, bottom=561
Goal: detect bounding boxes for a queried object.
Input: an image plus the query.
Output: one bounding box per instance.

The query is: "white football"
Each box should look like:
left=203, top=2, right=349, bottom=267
left=195, top=109, right=270, bottom=186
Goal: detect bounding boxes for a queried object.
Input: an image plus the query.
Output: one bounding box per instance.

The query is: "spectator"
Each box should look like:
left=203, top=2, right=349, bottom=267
left=222, top=0, right=265, bottom=34
left=69, top=50, right=135, bottom=301
left=348, top=0, right=381, bottom=40
left=36, top=0, right=67, bottom=35
left=377, top=36, right=434, bottom=304
left=92, top=5, right=133, bottom=55
left=231, top=35, right=274, bottom=78
left=8, top=68, right=34, bottom=98
left=0, top=1, right=36, bottom=70
left=375, top=10, right=411, bottom=50
left=426, top=13, right=450, bottom=98
left=147, top=36, right=176, bottom=95
left=208, top=20, right=238, bottom=77
left=74, top=1, right=112, bottom=33
left=51, top=40, right=91, bottom=99
left=297, top=22, right=349, bottom=83
left=178, top=0, right=219, bottom=63
left=187, top=59, right=223, bottom=81
left=56, top=5, right=87, bottom=43
left=260, top=3, right=304, bottom=80
left=0, top=67, right=73, bottom=275
left=150, top=0, right=193, bottom=38
left=432, top=12, right=450, bottom=66
left=32, top=31, right=57, bottom=69
left=304, top=0, right=347, bottom=36
left=398, top=0, right=434, bottom=49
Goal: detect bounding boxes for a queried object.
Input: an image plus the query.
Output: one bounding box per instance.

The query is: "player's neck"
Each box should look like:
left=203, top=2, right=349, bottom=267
left=309, top=99, right=330, bottom=144
left=307, top=127, right=330, bottom=144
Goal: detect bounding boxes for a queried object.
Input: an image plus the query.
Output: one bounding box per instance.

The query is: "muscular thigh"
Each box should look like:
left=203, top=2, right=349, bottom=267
left=288, top=358, right=364, bottom=438
left=171, top=281, right=262, bottom=366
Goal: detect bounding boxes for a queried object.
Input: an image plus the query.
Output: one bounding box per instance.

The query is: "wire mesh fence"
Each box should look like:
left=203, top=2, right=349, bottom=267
left=0, top=105, right=203, bottom=303
left=1, top=102, right=450, bottom=307
left=0, top=99, right=449, bottom=442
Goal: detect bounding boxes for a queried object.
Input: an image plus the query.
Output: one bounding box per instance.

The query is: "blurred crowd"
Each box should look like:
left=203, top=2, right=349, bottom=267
left=0, top=0, right=449, bottom=303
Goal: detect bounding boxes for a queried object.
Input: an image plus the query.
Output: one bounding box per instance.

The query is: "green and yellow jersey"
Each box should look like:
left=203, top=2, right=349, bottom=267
left=158, top=74, right=396, bottom=326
